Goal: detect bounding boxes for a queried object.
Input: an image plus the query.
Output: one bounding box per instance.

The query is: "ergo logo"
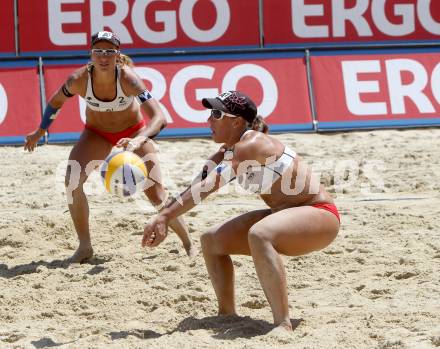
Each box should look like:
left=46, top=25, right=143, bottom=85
left=0, top=83, right=7, bottom=125
left=292, top=0, right=440, bottom=38
left=49, top=0, right=231, bottom=45
left=79, top=63, right=278, bottom=124
left=342, top=59, right=440, bottom=116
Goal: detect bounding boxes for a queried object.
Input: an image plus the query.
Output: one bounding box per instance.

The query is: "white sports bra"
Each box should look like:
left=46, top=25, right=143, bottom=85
left=236, top=146, right=296, bottom=193
left=215, top=131, right=296, bottom=194
left=85, top=65, right=134, bottom=112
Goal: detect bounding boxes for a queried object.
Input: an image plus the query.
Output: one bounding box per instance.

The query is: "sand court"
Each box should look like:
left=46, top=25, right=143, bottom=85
left=1, top=129, right=439, bottom=348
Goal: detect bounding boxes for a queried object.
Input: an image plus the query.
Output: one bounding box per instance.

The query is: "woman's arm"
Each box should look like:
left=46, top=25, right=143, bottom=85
left=163, top=144, right=238, bottom=219
left=142, top=155, right=236, bottom=247
left=121, top=68, right=166, bottom=140
left=24, top=68, right=84, bottom=151
left=192, top=146, right=227, bottom=185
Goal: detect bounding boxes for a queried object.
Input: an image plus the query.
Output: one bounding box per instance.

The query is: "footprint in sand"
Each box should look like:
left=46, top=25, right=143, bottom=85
left=394, top=271, right=419, bottom=280
left=241, top=299, right=267, bottom=309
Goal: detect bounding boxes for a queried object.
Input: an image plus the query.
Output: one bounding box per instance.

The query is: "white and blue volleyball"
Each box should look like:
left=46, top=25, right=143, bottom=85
left=101, top=151, right=148, bottom=197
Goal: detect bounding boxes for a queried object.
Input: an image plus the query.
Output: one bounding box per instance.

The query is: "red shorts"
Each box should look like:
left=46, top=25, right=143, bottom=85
left=311, top=203, right=340, bottom=223
left=85, top=119, right=146, bottom=145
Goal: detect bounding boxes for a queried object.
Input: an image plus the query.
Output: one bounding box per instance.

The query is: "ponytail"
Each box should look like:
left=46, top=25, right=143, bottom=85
left=249, top=115, right=269, bottom=134
left=117, top=53, right=134, bottom=68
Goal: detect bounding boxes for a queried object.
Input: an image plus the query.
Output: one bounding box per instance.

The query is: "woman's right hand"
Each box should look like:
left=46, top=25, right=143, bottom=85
left=24, top=128, right=45, bottom=152
left=142, top=214, right=169, bottom=248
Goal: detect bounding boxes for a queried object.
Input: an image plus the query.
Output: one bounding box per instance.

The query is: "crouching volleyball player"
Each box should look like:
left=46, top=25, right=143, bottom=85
left=142, top=91, right=340, bottom=332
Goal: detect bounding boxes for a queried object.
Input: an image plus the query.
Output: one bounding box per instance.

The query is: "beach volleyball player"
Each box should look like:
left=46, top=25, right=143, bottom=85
left=143, top=91, right=340, bottom=331
left=24, top=31, right=193, bottom=262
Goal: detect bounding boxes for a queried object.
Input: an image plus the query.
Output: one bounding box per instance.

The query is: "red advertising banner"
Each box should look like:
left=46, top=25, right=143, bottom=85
left=0, top=66, right=41, bottom=143
left=0, top=0, right=16, bottom=55
left=311, top=50, right=440, bottom=129
left=19, top=0, right=260, bottom=54
left=43, top=54, right=312, bottom=141
left=264, top=0, right=440, bottom=46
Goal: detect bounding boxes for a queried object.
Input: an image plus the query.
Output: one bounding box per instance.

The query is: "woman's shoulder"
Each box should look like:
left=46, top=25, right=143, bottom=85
left=72, top=65, right=89, bottom=77
left=119, top=65, right=138, bottom=81
left=119, top=66, right=146, bottom=94
left=66, top=65, right=88, bottom=87
left=234, top=131, right=273, bottom=163
left=239, top=130, right=269, bottom=147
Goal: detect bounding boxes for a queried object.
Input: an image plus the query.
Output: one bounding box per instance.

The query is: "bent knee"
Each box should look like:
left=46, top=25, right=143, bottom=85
left=201, top=229, right=232, bottom=255
left=247, top=225, right=271, bottom=247
left=65, top=173, right=87, bottom=192
left=200, top=230, right=216, bottom=251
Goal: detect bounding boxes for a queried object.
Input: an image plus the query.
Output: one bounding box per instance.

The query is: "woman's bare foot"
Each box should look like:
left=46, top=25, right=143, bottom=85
left=266, top=323, right=294, bottom=343
left=270, top=323, right=293, bottom=333
left=168, top=216, right=195, bottom=257
left=68, top=245, right=94, bottom=263
left=184, top=242, right=197, bottom=257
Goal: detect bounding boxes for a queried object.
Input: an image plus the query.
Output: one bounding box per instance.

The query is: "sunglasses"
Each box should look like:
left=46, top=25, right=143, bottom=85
left=91, top=49, right=120, bottom=56
left=210, top=109, right=239, bottom=120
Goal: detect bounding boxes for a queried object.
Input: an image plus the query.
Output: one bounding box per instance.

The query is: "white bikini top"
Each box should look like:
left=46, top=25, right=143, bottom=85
left=85, top=65, right=134, bottom=112
left=236, top=146, right=296, bottom=194
left=215, top=131, right=296, bottom=194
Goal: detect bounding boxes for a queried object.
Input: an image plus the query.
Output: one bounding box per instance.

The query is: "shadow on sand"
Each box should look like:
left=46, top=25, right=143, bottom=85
left=171, top=315, right=302, bottom=340
left=108, top=315, right=302, bottom=342
left=0, top=255, right=110, bottom=279
left=30, top=337, right=79, bottom=348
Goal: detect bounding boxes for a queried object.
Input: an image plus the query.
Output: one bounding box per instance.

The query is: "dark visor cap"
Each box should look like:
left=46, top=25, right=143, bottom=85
left=202, top=91, right=257, bottom=123
left=91, top=31, right=120, bottom=48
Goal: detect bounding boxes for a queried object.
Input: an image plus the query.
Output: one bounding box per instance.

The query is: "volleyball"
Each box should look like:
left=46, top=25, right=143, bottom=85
left=101, top=151, right=148, bottom=197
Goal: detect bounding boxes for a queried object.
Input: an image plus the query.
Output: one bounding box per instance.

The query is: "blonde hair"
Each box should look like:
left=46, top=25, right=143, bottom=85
left=248, top=115, right=269, bottom=134
left=117, top=53, right=134, bottom=67
left=87, top=53, right=134, bottom=70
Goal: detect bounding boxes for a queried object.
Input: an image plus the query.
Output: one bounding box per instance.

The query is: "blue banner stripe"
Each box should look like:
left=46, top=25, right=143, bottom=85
left=42, top=123, right=314, bottom=143
left=0, top=60, right=39, bottom=68
left=41, top=50, right=305, bottom=66
left=310, top=47, right=440, bottom=56
left=318, top=118, right=440, bottom=130
left=47, top=132, right=82, bottom=143
left=0, top=136, right=45, bottom=145
left=18, top=44, right=261, bottom=58
left=0, top=136, right=25, bottom=145
left=265, top=40, right=440, bottom=50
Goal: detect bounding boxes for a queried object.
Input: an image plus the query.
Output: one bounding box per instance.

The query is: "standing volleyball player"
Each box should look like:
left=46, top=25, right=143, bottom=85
left=25, top=31, right=194, bottom=262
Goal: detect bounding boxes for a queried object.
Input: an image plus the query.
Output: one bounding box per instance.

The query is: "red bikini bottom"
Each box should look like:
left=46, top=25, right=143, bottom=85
left=85, top=119, right=146, bottom=145
left=311, top=203, right=340, bottom=223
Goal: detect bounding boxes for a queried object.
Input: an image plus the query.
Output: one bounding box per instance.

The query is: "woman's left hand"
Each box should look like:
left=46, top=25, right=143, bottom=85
left=116, top=136, right=146, bottom=151
left=142, top=214, right=169, bottom=248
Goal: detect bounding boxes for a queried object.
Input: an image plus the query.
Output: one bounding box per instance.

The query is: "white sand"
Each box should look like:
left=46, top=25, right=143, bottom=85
left=1, top=129, right=439, bottom=349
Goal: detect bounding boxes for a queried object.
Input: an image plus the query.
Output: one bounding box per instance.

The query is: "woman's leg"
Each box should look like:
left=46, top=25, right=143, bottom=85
left=247, top=206, right=340, bottom=330
left=66, top=128, right=113, bottom=262
left=200, top=209, right=272, bottom=315
left=134, top=141, right=194, bottom=256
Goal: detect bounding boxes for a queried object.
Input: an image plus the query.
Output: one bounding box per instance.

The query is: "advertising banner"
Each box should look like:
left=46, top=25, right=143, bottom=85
left=43, top=53, right=313, bottom=142
left=0, top=0, right=16, bottom=56
left=311, top=49, right=440, bottom=129
left=19, top=0, right=260, bottom=55
left=0, top=65, right=41, bottom=144
left=264, top=0, right=440, bottom=46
